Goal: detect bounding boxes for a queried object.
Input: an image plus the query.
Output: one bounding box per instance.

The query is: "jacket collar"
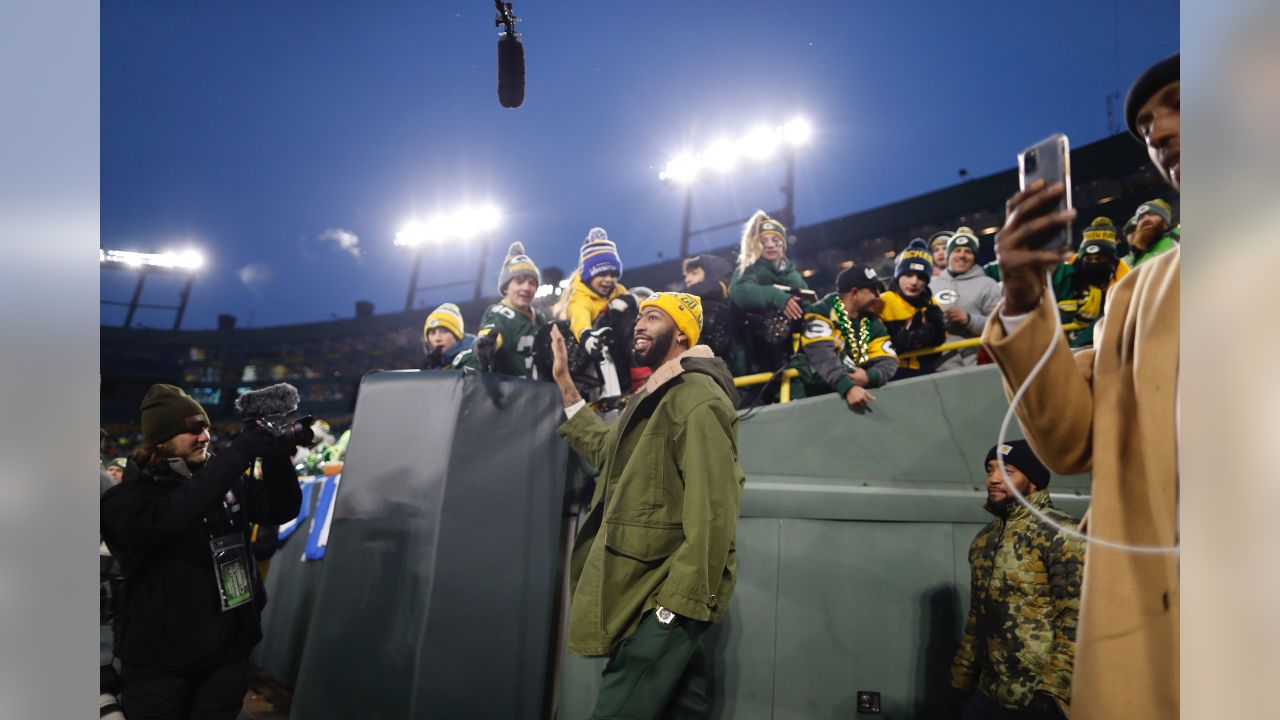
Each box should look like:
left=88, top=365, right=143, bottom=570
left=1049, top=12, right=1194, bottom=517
left=984, top=488, right=1051, bottom=520
left=641, top=345, right=714, bottom=396
left=946, top=265, right=985, bottom=281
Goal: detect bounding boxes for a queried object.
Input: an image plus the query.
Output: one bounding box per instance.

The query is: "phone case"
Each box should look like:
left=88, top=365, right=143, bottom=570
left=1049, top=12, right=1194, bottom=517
left=1017, top=133, right=1073, bottom=252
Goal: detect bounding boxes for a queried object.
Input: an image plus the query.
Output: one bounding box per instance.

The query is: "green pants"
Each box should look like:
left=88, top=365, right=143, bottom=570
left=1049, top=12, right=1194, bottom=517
left=590, top=611, right=710, bottom=720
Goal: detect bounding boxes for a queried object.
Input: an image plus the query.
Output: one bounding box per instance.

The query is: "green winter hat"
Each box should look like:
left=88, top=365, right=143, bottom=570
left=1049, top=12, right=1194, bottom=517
left=140, top=384, right=210, bottom=445
left=946, top=227, right=980, bottom=258
left=1130, top=199, right=1173, bottom=228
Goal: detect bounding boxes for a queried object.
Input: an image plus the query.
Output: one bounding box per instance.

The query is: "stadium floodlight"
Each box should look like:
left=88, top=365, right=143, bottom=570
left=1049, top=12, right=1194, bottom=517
left=741, top=125, right=780, bottom=161
left=397, top=202, right=507, bottom=309
left=782, top=117, right=813, bottom=147
left=99, top=245, right=205, bottom=330
left=703, top=138, right=739, bottom=174
left=100, top=248, right=204, bottom=271
left=397, top=204, right=503, bottom=246
left=659, top=153, right=701, bottom=185
left=656, top=116, right=814, bottom=258
left=395, top=221, right=429, bottom=248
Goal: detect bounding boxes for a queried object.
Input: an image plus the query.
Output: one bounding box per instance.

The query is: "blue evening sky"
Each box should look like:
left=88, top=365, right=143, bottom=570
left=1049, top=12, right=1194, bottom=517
left=101, top=1, right=1178, bottom=329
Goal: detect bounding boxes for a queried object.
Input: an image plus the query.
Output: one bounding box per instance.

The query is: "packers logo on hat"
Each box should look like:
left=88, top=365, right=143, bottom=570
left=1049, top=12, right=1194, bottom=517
left=954, top=237, right=972, bottom=247
left=1085, top=244, right=1101, bottom=254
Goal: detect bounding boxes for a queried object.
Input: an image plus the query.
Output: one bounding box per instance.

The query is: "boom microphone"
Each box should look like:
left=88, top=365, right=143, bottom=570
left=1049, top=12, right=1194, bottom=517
left=495, top=1, right=524, bottom=108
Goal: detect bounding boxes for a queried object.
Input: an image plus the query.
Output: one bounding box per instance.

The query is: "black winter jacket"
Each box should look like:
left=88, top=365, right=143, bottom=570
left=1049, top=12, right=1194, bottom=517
left=100, top=446, right=300, bottom=670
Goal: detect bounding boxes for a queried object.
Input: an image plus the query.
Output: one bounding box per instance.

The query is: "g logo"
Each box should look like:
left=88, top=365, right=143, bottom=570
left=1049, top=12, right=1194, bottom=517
left=936, top=289, right=959, bottom=304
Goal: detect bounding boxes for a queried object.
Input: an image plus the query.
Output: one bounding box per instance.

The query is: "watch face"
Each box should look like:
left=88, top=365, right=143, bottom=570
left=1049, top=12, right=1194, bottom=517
left=656, top=607, right=675, bottom=625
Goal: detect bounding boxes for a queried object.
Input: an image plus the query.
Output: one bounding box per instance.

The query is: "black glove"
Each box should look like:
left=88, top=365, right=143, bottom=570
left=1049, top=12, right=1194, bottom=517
left=473, top=333, right=498, bottom=371
left=581, top=327, right=612, bottom=361
left=1024, top=692, right=1066, bottom=720
left=422, top=345, right=444, bottom=369
left=232, top=423, right=279, bottom=460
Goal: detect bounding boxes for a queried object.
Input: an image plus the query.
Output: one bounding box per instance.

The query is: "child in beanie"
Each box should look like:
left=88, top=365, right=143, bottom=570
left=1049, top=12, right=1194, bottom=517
left=879, top=238, right=946, bottom=378
left=555, top=227, right=630, bottom=359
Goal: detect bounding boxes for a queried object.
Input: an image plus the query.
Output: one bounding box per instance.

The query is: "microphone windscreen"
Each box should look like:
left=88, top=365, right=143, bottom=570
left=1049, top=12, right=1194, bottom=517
left=498, top=33, right=525, bottom=108
left=235, top=383, right=301, bottom=418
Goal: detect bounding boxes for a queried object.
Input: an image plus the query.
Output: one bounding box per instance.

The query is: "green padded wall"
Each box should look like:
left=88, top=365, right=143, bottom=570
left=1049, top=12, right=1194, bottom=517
left=557, top=364, right=1090, bottom=719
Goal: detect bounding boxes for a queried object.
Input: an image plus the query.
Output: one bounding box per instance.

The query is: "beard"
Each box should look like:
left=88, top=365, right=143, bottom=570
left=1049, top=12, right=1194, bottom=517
left=632, top=329, right=675, bottom=369
left=1076, top=262, right=1115, bottom=288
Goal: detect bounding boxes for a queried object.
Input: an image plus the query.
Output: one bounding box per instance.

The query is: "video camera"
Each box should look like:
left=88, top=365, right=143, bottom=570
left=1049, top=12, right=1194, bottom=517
left=234, top=383, right=316, bottom=448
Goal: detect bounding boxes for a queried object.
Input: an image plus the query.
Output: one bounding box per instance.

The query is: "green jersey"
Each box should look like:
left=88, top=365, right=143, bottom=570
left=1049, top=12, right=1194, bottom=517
left=457, top=300, right=546, bottom=377
left=787, top=292, right=898, bottom=399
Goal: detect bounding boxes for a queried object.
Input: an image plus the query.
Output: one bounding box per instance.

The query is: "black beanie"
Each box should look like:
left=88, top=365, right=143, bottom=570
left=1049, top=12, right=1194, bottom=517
left=140, top=384, right=210, bottom=445
left=986, top=439, right=1051, bottom=489
left=1125, top=53, right=1179, bottom=140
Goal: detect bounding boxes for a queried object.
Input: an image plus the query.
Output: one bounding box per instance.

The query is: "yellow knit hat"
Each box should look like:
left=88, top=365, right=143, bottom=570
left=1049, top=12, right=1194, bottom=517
left=639, top=291, right=703, bottom=347
left=424, top=302, right=464, bottom=341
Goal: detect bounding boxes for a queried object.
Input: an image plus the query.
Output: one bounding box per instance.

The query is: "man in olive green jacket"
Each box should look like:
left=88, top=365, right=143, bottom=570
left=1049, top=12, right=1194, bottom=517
left=551, top=291, right=744, bottom=719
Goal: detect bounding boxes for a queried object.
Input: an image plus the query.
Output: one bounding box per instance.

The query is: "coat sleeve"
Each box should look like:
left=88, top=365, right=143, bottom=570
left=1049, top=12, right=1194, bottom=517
left=950, top=541, right=983, bottom=691
left=244, top=453, right=303, bottom=525
left=729, top=268, right=790, bottom=311
left=101, top=447, right=255, bottom=548
left=1038, top=522, right=1085, bottom=702
left=567, top=292, right=596, bottom=342
left=657, top=398, right=744, bottom=621
left=556, top=404, right=612, bottom=470
left=981, top=289, right=1095, bottom=474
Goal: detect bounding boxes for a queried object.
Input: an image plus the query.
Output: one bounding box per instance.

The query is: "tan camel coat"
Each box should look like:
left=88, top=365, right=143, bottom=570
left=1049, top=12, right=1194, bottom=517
left=982, top=245, right=1179, bottom=719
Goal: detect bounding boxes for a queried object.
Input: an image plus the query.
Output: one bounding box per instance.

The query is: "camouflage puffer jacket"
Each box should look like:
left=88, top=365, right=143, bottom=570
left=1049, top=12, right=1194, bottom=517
left=950, top=489, right=1085, bottom=710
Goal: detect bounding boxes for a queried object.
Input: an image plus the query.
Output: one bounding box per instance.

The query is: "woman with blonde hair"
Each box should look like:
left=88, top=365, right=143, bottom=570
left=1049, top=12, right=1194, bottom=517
left=728, top=210, right=809, bottom=374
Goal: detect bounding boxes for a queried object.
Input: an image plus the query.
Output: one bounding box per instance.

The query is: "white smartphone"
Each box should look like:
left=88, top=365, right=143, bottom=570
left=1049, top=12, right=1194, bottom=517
left=1017, top=133, right=1073, bottom=253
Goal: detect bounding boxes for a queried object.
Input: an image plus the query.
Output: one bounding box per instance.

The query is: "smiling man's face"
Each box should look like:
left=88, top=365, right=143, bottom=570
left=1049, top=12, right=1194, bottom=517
left=632, top=306, right=680, bottom=369
left=1135, top=81, right=1180, bottom=190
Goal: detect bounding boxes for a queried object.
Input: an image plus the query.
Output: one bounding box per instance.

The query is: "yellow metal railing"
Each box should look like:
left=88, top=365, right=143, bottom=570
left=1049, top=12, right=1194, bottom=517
left=733, top=323, right=1085, bottom=404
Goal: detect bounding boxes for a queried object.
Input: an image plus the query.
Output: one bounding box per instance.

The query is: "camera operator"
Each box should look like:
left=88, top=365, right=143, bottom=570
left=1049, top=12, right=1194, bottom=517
left=100, top=384, right=302, bottom=720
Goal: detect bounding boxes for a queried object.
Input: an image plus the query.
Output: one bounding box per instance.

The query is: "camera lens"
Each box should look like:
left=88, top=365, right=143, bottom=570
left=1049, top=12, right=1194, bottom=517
left=1024, top=149, right=1038, bottom=173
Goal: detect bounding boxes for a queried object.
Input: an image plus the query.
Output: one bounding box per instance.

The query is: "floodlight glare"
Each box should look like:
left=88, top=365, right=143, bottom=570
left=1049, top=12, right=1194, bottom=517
left=475, top=204, right=503, bottom=233
left=395, top=221, right=428, bottom=247
left=100, top=248, right=205, bottom=271
left=703, top=138, right=739, bottom=174
left=782, top=117, right=813, bottom=146
left=661, top=153, right=700, bottom=184
left=741, top=126, right=780, bottom=161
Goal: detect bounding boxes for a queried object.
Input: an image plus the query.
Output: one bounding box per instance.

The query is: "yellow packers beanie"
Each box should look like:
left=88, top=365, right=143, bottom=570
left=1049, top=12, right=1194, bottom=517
left=639, top=292, right=704, bottom=347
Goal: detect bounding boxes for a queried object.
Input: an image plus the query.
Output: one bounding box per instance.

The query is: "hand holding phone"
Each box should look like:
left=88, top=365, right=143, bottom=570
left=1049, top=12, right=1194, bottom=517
left=1017, top=134, right=1073, bottom=252
left=996, top=134, right=1078, bottom=314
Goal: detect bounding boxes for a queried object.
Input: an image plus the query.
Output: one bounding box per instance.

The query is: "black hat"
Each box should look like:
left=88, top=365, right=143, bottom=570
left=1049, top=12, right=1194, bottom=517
left=1125, top=53, right=1179, bottom=141
left=837, top=264, right=883, bottom=294
left=986, top=439, right=1051, bottom=489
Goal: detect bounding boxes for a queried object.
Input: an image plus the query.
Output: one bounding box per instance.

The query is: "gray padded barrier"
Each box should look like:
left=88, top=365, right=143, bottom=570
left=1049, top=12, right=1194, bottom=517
left=287, top=370, right=570, bottom=720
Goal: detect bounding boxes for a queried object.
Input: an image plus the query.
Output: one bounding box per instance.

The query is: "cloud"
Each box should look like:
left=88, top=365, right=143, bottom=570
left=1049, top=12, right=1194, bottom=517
left=317, top=227, right=362, bottom=261
left=237, top=262, right=273, bottom=288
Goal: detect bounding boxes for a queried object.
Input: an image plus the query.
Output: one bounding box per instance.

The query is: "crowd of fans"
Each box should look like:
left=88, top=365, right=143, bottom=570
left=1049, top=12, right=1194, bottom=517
left=416, top=194, right=1178, bottom=413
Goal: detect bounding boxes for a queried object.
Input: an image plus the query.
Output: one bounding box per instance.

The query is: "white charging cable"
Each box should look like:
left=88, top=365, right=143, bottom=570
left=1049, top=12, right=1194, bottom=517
left=995, top=271, right=1179, bottom=555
